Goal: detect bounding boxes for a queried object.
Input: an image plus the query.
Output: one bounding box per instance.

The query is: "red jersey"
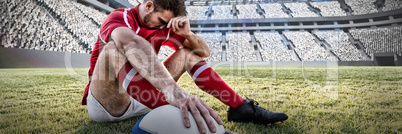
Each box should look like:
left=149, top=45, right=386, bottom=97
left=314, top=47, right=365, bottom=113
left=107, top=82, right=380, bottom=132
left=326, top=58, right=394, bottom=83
left=81, top=4, right=186, bottom=105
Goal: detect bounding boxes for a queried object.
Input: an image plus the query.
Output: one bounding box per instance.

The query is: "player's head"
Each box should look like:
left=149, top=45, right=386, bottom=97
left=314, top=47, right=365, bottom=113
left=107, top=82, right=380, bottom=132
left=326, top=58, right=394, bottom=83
left=140, top=0, right=186, bottom=29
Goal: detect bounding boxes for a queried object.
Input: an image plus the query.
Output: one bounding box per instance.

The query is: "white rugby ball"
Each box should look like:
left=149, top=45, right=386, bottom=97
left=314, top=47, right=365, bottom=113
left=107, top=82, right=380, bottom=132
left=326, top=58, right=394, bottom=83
left=132, top=105, right=226, bottom=134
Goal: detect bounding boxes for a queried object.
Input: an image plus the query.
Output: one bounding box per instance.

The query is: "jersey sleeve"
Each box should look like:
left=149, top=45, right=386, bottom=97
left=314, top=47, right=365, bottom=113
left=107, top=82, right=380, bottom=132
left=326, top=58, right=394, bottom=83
left=162, top=32, right=186, bottom=50
left=98, top=8, right=136, bottom=45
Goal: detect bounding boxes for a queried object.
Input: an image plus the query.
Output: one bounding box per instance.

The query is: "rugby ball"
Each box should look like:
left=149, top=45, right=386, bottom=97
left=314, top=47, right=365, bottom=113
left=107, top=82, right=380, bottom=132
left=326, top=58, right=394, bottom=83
left=132, top=105, right=225, bottom=134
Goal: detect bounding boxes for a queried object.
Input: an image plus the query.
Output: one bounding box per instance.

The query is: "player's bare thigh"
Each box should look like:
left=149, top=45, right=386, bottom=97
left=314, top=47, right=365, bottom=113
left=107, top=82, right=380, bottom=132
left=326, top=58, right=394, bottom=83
left=90, top=41, right=131, bottom=117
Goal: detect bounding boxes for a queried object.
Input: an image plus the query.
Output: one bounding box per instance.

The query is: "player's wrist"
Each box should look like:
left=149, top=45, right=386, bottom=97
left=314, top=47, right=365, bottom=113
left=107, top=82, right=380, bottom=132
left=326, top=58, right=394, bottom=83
left=162, top=85, right=184, bottom=102
left=182, top=31, right=195, bottom=39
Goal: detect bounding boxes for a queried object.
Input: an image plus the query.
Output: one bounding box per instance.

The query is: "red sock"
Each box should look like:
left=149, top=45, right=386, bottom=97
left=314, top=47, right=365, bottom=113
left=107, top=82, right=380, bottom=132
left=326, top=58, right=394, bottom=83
left=117, top=62, right=168, bottom=109
left=189, top=60, right=245, bottom=108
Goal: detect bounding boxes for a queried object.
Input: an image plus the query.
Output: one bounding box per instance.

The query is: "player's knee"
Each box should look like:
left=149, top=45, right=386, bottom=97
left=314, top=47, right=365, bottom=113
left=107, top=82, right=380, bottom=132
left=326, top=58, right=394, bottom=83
left=102, top=42, right=121, bottom=57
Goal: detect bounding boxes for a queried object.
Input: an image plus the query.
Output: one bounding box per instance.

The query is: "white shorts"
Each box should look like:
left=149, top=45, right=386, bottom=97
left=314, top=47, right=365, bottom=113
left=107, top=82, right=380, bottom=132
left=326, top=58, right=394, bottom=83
left=86, top=88, right=151, bottom=122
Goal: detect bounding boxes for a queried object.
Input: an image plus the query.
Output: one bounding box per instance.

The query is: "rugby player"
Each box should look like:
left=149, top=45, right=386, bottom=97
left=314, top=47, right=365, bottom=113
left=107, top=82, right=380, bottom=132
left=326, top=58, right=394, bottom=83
left=81, top=0, right=288, bottom=133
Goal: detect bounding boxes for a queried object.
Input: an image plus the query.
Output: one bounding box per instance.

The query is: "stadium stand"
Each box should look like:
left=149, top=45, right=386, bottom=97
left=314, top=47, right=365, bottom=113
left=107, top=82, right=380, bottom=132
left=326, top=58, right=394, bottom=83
left=235, top=4, right=262, bottom=19
left=198, top=32, right=223, bottom=61
left=1, top=0, right=86, bottom=53
left=74, top=2, right=108, bottom=26
left=186, top=6, right=209, bottom=20
left=283, top=31, right=337, bottom=61
left=313, top=30, right=367, bottom=61
left=1, top=0, right=402, bottom=64
left=40, top=0, right=100, bottom=50
left=259, top=3, right=290, bottom=18
left=284, top=2, right=319, bottom=18
left=211, top=5, right=233, bottom=20
left=226, top=32, right=257, bottom=61
left=254, top=32, right=298, bottom=61
left=310, top=1, right=347, bottom=17
left=0, top=0, right=110, bottom=53
left=383, top=0, right=402, bottom=11
left=344, top=0, right=378, bottom=15
left=350, top=26, right=402, bottom=57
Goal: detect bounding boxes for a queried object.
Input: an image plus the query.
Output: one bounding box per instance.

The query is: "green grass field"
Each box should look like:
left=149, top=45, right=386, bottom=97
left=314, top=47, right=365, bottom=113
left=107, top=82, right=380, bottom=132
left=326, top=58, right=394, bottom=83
left=0, top=66, right=401, bottom=133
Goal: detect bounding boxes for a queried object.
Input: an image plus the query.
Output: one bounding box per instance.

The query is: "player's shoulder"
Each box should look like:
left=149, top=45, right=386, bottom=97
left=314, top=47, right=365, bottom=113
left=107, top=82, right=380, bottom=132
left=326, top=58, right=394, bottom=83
left=107, top=8, right=126, bottom=19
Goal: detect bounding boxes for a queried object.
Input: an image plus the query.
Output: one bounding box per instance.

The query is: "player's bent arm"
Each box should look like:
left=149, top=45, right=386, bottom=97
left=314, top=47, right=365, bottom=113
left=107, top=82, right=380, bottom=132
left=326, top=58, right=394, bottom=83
left=182, top=33, right=211, bottom=58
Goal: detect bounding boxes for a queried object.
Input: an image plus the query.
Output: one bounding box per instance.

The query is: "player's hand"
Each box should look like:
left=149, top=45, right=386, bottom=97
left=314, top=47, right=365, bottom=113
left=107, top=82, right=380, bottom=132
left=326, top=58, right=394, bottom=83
left=164, top=87, right=224, bottom=134
left=167, top=16, right=192, bottom=37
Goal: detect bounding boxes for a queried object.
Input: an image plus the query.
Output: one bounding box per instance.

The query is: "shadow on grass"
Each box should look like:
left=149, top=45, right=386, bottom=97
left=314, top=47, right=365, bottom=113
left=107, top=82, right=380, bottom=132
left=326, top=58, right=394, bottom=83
left=224, top=121, right=300, bottom=134
left=75, top=115, right=299, bottom=134
left=75, top=116, right=142, bottom=134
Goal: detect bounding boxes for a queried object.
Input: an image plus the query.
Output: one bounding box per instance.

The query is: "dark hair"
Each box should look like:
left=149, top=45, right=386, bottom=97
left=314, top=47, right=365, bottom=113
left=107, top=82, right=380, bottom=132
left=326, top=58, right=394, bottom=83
left=144, top=0, right=186, bottom=16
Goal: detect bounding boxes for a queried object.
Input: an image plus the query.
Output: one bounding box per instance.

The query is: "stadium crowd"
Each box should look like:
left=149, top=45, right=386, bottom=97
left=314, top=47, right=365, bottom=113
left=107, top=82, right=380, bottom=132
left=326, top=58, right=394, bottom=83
left=198, top=33, right=223, bottom=61
left=344, top=0, right=378, bottom=15
left=186, top=6, right=209, bottom=20
left=383, top=0, right=402, bottom=11
left=259, top=3, right=290, bottom=18
left=236, top=4, right=262, bottom=19
left=310, top=1, right=346, bottom=17
left=284, top=2, right=319, bottom=18
left=314, top=30, right=367, bottom=61
left=254, top=32, right=297, bottom=61
left=211, top=5, right=233, bottom=20
left=1, top=0, right=86, bottom=53
left=284, top=31, right=337, bottom=61
left=74, top=3, right=108, bottom=26
left=350, top=26, right=402, bottom=57
left=2, top=0, right=402, bottom=62
left=39, top=0, right=100, bottom=51
left=0, top=0, right=109, bottom=53
left=226, top=32, right=257, bottom=61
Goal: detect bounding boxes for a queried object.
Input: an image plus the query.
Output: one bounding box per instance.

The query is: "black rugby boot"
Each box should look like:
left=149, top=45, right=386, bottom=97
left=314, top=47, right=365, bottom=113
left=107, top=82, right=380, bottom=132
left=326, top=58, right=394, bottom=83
left=227, top=97, right=288, bottom=124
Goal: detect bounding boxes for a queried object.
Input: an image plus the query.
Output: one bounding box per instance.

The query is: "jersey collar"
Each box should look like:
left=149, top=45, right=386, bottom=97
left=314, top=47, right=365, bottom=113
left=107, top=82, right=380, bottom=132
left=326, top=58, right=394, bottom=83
left=133, top=4, right=152, bottom=29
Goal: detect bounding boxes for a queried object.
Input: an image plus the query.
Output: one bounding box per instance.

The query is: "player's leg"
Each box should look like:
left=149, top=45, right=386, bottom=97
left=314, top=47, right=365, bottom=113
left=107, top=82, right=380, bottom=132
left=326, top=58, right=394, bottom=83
left=90, top=41, right=132, bottom=117
left=88, top=41, right=154, bottom=122
left=163, top=48, right=288, bottom=124
left=163, top=48, right=245, bottom=107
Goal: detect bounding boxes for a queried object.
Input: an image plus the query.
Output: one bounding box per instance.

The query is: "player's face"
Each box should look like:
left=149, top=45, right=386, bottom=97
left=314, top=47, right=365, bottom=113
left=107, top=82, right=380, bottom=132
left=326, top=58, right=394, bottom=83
left=144, top=10, right=174, bottom=29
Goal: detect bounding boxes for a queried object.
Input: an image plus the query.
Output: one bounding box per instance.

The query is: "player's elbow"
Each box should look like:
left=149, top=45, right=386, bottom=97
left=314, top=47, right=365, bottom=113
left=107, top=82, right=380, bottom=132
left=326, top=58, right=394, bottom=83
left=202, top=48, right=211, bottom=58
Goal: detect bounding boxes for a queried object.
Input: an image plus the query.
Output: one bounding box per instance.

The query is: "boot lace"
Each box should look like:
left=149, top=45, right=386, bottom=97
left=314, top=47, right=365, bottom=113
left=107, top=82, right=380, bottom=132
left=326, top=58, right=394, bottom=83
left=245, top=97, right=267, bottom=114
